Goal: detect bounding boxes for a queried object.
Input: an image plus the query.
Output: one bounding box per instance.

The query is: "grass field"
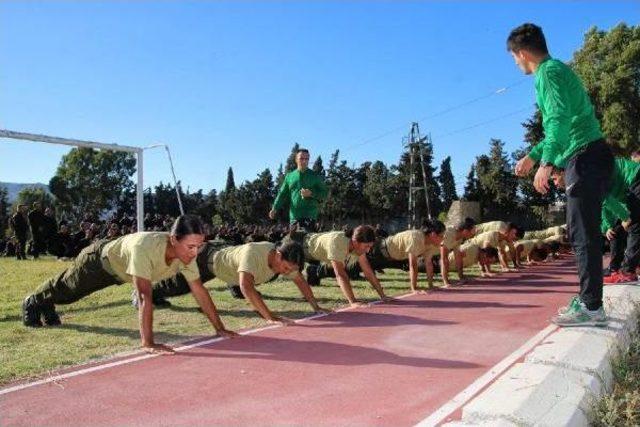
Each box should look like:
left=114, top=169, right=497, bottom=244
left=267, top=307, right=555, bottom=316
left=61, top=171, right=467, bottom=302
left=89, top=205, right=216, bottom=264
left=0, top=256, right=460, bottom=386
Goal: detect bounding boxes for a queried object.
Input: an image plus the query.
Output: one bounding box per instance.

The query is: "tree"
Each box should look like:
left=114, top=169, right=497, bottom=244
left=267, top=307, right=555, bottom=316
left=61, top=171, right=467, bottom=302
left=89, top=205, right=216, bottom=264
left=363, top=161, right=393, bottom=222
left=312, top=156, right=325, bottom=176
left=462, top=165, right=480, bottom=201
left=224, top=167, right=236, bottom=193
left=393, top=140, right=443, bottom=223
left=571, top=24, right=640, bottom=153
left=323, top=150, right=342, bottom=223
left=285, top=143, right=301, bottom=173
left=48, top=147, right=136, bottom=221
left=516, top=108, right=562, bottom=208
left=218, top=167, right=238, bottom=221
left=0, top=185, right=9, bottom=237
left=190, top=189, right=218, bottom=223
left=252, top=168, right=275, bottom=220
left=438, top=156, right=458, bottom=212
left=474, top=139, right=518, bottom=218
left=14, top=187, right=55, bottom=210
left=275, top=163, right=285, bottom=188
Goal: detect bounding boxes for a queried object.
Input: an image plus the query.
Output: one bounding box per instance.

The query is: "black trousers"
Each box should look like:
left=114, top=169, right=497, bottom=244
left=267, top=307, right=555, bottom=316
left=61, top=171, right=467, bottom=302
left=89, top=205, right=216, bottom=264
left=152, top=240, right=229, bottom=299
left=608, top=223, right=626, bottom=271
left=15, top=235, right=27, bottom=260
left=565, top=139, right=614, bottom=310
left=291, top=218, right=318, bottom=233
left=620, top=176, right=640, bottom=273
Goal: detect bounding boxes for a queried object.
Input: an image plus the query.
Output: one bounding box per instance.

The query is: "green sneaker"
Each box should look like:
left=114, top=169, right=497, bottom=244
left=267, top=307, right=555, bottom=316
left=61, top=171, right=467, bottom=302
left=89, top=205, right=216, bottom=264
left=551, top=303, right=607, bottom=327
left=557, top=295, right=582, bottom=315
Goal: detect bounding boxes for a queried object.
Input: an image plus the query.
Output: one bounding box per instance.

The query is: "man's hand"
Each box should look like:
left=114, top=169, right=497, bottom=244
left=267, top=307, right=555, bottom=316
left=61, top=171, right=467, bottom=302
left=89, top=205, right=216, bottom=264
left=622, top=219, right=632, bottom=231
left=268, top=209, right=276, bottom=220
left=606, top=228, right=616, bottom=241
left=515, top=155, right=535, bottom=177
left=300, top=188, right=313, bottom=198
left=533, top=165, right=553, bottom=194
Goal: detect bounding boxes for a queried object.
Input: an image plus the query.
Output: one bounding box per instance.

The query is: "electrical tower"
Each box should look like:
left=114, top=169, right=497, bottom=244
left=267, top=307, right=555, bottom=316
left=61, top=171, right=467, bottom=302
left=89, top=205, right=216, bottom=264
left=405, top=122, right=432, bottom=228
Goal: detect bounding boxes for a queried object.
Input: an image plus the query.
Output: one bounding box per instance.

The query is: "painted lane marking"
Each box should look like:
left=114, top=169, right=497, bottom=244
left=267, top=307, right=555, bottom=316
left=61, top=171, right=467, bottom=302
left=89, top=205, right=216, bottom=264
left=415, top=324, right=558, bottom=427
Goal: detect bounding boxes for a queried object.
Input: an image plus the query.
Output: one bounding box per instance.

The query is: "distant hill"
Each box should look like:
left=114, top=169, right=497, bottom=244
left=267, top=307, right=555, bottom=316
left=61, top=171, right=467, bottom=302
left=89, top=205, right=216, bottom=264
left=0, top=182, right=50, bottom=203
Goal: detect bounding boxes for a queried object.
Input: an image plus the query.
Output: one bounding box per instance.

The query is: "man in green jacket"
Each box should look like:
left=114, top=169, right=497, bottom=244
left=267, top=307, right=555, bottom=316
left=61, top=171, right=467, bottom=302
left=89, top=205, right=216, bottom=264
left=510, top=23, right=614, bottom=326
left=269, top=148, right=328, bottom=232
left=601, top=157, right=640, bottom=284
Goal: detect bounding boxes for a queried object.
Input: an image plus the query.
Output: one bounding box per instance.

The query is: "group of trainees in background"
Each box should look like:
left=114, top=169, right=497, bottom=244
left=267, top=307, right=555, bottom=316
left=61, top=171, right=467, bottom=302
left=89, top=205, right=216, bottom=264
left=21, top=214, right=569, bottom=354
left=547, top=150, right=640, bottom=287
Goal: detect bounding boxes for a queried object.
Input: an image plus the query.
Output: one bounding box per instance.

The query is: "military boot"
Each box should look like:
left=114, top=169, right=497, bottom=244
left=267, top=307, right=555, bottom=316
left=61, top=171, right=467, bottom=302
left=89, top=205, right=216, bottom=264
left=22, top=296, right=42, bottom=327
left=41, top=301, right=62, bottom=326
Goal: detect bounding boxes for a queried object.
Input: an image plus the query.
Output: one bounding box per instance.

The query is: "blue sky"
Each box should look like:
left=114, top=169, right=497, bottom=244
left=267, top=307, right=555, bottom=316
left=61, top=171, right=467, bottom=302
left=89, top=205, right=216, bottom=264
left=1, top=1, right=638, bottom=196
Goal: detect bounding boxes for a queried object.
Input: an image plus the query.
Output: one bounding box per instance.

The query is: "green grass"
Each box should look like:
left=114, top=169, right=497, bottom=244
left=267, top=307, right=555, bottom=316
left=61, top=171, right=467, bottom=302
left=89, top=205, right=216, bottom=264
left=591, top=309, right=640, bottom=426
left=0, top=256, right=461, bottom=385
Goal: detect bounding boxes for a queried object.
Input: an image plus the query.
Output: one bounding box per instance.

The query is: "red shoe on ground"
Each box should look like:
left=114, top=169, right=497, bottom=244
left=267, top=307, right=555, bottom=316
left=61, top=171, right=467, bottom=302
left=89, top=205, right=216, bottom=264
left=604, top=271, right=639, bottom=285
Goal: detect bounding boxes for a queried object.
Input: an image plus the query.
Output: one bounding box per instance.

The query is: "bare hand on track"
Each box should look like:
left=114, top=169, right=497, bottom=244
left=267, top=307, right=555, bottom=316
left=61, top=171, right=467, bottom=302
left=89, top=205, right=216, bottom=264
left=143, top=343, right=175, bottom=355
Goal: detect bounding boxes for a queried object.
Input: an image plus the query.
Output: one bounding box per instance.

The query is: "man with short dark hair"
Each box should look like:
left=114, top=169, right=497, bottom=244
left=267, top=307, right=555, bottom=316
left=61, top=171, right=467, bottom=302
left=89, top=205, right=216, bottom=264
left=510, top=23, right=614, bottom=326
left=28, top=202, right=46, bottom=259
left=10, top=204, right=28, bottom=260
left=269, top=148, right=327, bottom=232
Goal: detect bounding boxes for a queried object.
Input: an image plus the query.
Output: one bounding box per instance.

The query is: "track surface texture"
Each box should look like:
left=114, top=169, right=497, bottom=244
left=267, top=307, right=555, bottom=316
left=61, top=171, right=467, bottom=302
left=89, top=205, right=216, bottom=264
left=1, top=258, right=578, bottom=426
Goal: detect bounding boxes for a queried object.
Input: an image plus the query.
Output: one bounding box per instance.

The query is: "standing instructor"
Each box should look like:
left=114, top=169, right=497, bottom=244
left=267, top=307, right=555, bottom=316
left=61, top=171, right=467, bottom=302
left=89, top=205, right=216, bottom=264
left=269, top=148, right=327, bottom=232
left=509, top=23, right=613, bottom=327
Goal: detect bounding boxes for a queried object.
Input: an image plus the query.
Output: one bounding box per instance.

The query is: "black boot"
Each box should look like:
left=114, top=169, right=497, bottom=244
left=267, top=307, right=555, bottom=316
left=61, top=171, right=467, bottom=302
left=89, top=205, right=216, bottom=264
left=228, top=284, right=245, bottom=299
left=41, top=301, right=62, bottom=326
left=152, top=294, right=172, bottom=308
left=22, top=296, right=42, bottom=327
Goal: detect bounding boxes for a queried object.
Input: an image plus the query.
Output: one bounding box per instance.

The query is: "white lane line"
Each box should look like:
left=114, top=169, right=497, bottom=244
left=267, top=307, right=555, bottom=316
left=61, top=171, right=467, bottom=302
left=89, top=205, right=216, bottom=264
left=415, top=323, right=558, bottom=427
left=0, top=293, right=417, bottom=396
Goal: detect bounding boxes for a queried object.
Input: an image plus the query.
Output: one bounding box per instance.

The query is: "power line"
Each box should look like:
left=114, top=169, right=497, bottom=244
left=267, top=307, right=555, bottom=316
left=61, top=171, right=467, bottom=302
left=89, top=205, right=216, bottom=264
left=433, top=106, right=533, bottom=140
left=341, top=78, right=527, bottom=153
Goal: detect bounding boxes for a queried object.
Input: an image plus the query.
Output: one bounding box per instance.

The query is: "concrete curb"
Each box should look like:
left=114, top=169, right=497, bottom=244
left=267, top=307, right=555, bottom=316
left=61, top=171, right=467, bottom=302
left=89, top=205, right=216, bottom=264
left=443, top=285, right=640, bottom=427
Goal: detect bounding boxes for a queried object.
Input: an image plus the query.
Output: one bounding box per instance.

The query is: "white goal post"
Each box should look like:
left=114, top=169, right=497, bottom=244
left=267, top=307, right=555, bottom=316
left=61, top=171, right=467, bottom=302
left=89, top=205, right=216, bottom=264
left=1, top=129, right=184, bottom=232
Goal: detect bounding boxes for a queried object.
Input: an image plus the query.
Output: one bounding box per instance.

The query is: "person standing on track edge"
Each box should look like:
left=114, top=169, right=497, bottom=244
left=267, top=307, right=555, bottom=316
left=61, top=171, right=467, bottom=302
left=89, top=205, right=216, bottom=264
left=510, top=23, right=614, bottom=327
left=269, top=148, right=328, bottom=232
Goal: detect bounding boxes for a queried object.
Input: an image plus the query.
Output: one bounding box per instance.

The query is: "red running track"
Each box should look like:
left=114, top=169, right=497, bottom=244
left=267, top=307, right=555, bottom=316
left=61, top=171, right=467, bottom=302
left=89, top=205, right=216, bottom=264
left=0, top=258, right=579, bottom=426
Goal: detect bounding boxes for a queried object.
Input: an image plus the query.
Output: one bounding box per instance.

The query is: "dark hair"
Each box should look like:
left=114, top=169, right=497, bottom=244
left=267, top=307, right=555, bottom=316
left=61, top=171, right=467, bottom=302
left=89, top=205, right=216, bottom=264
left=345, top=225, right=376, bottom=243
left=480, top=247, right=499, bottom=260
left=422, top=219, right=446, bottom=235
left=507, top=23, right=548, bottom=55
left=296, top=148, right=310, bottom=155
left=170, top=214, right=205, bottom=240
left=456, top=217, right=476, bottom=232
left=530, top=246, right=549, bottom=261
left=508, top=223, right=525, bottom=239
left=277, top=241, right=305, bottom=272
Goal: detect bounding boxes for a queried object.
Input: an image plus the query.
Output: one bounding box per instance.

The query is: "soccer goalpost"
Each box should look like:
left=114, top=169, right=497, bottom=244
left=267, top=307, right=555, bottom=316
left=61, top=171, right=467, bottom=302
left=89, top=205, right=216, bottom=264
left=0, top=128, right=185, bottom=231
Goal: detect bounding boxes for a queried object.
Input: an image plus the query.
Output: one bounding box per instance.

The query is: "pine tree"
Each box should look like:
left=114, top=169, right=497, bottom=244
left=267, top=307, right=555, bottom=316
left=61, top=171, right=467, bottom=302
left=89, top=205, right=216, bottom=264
left=0, top=185, right=9, bottom=236
left=438, top=156, right=458, bottom=212
left=224, top=167, right=236, bottom=193
left=463, top=165, right=480, bottom=201
left=312, top=156, right=325, bottom=176
left=285, top=143, right=301, bottom=173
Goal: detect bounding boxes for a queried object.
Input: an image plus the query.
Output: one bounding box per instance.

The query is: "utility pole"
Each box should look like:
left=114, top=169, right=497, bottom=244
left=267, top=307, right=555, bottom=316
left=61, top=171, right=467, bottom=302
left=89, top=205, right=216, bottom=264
left=405, top=122, right=432, bottom=229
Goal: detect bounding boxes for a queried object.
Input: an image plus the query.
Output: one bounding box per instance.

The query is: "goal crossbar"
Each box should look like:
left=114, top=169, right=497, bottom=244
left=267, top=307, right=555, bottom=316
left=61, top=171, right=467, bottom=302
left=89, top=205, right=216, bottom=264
left=0, top=129, right=145, bottom=231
